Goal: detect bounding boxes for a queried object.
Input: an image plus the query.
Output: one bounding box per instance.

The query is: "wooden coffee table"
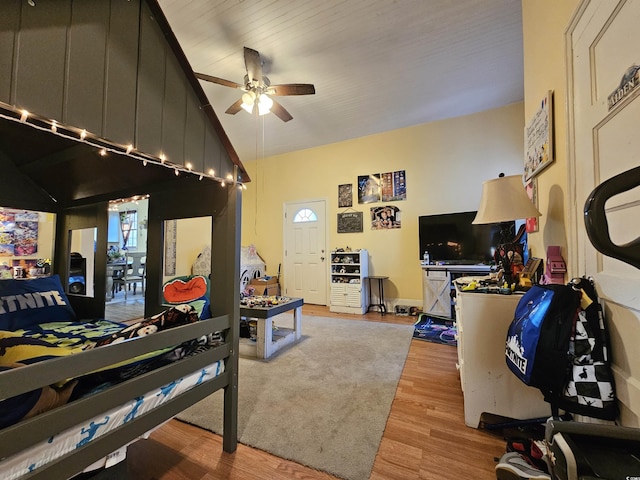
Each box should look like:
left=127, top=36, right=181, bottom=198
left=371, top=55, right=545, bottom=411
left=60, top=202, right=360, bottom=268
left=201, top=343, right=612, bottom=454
left=239, top=297, right=303, bottom=359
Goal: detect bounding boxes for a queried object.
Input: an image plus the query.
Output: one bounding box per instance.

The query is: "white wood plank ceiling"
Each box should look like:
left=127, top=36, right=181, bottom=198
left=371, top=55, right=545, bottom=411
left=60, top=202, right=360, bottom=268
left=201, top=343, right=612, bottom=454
left=158, top=0, right=523, bottom=163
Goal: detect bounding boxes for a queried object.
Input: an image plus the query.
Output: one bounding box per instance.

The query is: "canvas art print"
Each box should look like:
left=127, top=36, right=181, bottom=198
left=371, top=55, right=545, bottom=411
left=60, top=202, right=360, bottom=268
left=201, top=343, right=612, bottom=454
left=358, top=174, right=381, bottom=204
left=338, top=184, right=353, bottom=207
left=0, top=209, right=39, bottom=256
left=370, top=205, right=401, bottom=230
left=381, top=170, right=407, bottom=201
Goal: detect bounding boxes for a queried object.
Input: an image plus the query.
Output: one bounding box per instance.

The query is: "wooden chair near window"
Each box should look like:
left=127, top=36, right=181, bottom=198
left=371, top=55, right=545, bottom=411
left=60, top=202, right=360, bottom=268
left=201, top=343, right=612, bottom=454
left=113, top=255, right=146, bottom=299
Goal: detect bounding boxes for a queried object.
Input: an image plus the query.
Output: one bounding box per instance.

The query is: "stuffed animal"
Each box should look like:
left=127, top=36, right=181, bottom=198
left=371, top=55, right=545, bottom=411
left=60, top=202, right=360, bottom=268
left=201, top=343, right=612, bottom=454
left=0, top=363, right=77, bottom=428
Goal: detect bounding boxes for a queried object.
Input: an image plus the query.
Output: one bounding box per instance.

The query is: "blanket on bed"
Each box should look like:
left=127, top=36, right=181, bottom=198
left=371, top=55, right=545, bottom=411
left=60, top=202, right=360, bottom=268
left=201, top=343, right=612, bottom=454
left=0, top=304, right=203, bottom=429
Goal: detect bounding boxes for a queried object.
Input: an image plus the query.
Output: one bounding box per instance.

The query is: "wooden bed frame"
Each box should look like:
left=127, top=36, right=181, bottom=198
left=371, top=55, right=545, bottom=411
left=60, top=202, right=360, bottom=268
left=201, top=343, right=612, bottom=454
left=0, top=0, right=248, bottom=477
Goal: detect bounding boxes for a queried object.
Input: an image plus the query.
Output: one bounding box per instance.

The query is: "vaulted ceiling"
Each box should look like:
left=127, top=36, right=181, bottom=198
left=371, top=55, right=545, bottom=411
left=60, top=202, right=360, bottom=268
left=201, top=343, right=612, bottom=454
left=158, top=0, right=524, bottom=163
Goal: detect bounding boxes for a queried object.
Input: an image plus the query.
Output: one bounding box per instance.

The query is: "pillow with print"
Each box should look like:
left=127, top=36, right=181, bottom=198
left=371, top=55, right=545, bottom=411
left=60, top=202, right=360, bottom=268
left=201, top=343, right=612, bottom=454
left=0, top=275, right=76, bottom=330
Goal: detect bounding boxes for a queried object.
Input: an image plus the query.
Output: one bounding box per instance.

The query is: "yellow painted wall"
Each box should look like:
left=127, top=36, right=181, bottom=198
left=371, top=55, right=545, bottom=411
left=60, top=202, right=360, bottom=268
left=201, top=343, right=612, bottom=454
left=241, top=102, right=525, bottom=306
left=521, top=0, right=580, bottom=270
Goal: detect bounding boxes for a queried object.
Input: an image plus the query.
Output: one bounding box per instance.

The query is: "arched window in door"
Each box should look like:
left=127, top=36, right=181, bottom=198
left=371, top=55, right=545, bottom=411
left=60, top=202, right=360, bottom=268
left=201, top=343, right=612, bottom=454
left=293, top=208, right=317, bottom=223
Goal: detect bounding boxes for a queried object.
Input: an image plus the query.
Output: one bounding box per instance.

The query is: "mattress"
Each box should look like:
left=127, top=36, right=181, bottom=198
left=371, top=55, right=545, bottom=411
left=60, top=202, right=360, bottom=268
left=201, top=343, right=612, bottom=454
left=0, top=358, right=224, bottom=480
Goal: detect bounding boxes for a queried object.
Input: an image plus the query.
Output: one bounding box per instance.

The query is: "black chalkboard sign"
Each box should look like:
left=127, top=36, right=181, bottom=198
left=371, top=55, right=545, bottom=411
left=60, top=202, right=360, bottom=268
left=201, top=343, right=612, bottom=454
left=337, top=212, right=363, bottom=233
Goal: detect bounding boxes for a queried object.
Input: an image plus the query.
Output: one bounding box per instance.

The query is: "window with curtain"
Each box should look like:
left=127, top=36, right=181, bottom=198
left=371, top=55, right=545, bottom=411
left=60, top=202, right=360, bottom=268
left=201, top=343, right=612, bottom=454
left=120, top=210, right=138, bottom=249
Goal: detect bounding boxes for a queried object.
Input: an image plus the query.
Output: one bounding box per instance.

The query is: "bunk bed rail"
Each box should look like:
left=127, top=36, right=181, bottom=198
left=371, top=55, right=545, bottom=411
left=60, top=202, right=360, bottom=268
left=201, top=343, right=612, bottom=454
left=0, top=314, right=232, bottom=461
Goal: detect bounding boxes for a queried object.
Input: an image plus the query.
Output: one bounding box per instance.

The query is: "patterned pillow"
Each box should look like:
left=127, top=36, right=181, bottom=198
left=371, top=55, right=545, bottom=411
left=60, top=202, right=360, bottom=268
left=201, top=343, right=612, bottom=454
left=0, top=275, right=76, bottom=330
left=162, top=275, right=211, bottom=319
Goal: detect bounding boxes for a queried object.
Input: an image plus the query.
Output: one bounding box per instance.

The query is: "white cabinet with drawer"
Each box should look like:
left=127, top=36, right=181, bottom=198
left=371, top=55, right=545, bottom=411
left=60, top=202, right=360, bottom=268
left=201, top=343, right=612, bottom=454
left=455, top=288, right=551, bottom=427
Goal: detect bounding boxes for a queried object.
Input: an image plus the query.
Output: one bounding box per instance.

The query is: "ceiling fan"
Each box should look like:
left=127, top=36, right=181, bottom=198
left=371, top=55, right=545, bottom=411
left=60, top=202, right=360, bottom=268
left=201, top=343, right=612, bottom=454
left=195, top=47, right=315, bottom=122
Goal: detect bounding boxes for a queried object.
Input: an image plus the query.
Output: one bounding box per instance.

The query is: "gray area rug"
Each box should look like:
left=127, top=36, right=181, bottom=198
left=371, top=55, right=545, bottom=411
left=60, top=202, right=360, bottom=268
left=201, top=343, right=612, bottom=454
left=176, top=314, right=414, bottom=480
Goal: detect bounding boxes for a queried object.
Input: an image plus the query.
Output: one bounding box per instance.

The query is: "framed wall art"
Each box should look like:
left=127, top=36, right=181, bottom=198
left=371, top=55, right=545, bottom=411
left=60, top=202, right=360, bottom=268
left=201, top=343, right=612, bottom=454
left=524, top=90, right=554, bottom=181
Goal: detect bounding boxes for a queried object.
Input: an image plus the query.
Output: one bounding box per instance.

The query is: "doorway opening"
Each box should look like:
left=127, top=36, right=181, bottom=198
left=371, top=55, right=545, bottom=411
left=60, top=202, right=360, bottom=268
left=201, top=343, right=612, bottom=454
left=105, top=195, right=149, bottom=322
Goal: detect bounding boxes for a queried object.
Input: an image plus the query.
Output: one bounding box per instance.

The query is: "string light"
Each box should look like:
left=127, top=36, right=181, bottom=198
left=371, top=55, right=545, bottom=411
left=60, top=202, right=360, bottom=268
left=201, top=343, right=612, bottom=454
left=0, top=102, right=243, bottom=187
left=109, top=194, right=150, bottom=209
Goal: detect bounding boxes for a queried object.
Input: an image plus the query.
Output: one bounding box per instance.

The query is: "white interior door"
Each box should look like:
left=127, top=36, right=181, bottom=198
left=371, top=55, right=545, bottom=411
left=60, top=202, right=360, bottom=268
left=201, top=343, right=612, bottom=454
left=283, top=200, right=327, bottom=305
left=567, top=0, right=640, bottom=424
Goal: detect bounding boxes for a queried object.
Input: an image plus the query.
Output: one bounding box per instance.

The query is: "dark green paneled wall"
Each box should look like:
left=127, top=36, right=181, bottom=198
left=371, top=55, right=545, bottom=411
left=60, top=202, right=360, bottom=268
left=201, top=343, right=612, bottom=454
left=0, top=0, right=235, bottom=179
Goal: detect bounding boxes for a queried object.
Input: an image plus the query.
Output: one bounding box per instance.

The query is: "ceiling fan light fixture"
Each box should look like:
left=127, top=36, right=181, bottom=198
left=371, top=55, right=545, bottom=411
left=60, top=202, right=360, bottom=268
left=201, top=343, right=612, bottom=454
left=258, top=93, right=273, bottom=116
left=241, top=102, right=254, bottom=114
left=242, top=91, right=255, bottom=105
left=197, top=47, right=315, bottom=122
left=241, top=91, right=256, bottom=114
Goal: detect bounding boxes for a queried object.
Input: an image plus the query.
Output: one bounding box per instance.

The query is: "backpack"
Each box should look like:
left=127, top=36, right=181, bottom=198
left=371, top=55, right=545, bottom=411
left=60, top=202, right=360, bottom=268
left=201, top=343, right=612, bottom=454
left=555, top=278, right=617, bottom=420
left=505, top=277, right=617, bottom=420
left=505, top=282, right=581, bottom=398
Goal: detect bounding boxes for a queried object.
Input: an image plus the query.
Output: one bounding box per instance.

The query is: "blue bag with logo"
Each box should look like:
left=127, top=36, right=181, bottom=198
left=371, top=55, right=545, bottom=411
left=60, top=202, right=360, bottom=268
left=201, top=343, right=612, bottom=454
left=505, top=283, right=581, bottom=399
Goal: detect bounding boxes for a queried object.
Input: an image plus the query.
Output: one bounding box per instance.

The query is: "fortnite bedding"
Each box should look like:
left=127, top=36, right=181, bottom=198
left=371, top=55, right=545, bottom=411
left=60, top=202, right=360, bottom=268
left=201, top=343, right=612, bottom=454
left=0, top=275, right=224, bottom=478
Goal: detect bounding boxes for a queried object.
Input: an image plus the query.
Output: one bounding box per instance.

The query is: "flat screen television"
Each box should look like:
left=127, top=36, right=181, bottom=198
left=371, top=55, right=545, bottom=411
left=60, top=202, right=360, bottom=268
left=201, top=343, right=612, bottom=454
left=418, top=211, right=514, bottom=265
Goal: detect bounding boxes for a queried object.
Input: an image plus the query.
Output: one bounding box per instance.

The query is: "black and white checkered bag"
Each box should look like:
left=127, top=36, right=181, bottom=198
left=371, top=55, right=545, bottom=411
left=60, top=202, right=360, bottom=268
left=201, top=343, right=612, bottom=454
left=558, top=278, right=617, bottom=420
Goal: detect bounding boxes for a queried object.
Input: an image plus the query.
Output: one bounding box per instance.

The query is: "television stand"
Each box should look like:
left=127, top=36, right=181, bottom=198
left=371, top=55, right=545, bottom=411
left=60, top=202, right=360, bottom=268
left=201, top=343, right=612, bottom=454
left=421, top=263, right=491, bottom=318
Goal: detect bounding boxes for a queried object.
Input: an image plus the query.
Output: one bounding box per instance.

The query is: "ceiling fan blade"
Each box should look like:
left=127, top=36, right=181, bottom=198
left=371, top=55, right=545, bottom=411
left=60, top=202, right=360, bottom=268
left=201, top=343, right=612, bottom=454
left=268, top=84, right=316, bottom=96
left=225, top=98, right=245, bottom=115
left=195, top=72, right=243, bottom=89
left=244, top=47, right=263, bottom=85
left=269, top=98, right=293, bottom=122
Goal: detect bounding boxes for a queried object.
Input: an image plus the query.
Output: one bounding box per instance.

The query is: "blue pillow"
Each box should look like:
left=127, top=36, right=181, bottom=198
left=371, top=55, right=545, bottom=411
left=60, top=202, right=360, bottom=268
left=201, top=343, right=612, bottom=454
left=0, top=275, right=76, bottom=330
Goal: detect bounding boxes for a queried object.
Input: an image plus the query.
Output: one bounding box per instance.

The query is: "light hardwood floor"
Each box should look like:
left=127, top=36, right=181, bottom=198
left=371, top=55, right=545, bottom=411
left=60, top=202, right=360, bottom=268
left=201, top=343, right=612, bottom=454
left=125, top=305, right=507, bottom=479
